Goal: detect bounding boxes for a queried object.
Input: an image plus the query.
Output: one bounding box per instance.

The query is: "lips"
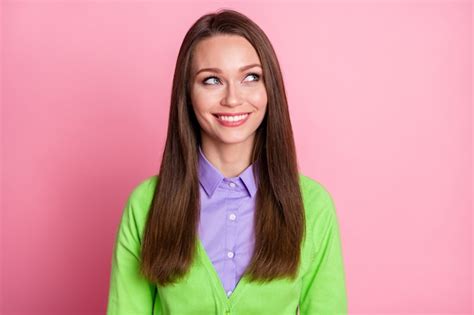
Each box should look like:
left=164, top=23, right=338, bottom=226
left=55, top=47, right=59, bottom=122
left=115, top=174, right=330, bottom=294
left=213, top=112, right=251, bottom=127
left=212, top=112, right=251, bottom=117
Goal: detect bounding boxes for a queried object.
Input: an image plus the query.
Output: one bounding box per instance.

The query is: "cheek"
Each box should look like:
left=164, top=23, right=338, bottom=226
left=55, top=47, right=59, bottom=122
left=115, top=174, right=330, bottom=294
left=191, top=87, right=220, bottom=112
left=247, top=87, right=268, bottom=109
left=190, top=89, right=208, bottom=115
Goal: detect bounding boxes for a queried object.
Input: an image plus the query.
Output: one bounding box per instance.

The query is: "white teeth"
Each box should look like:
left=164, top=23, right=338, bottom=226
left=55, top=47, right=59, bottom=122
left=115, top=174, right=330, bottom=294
left=217, top=114, right=249, bottom=122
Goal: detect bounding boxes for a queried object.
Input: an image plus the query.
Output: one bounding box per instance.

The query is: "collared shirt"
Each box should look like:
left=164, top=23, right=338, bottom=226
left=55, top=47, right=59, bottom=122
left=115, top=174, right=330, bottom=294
left=107, top=167, right=348, bottom=315
left=197, top=145, right=257, bottom=298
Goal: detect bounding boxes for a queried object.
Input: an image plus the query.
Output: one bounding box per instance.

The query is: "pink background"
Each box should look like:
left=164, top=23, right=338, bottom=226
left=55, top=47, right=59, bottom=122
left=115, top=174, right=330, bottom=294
left=1, top=1, right=472, bottom=314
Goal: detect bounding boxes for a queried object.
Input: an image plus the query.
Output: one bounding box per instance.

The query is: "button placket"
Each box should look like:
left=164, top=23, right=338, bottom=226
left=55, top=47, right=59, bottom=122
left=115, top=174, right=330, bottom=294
left=222, top=178, right=245, bottom=300
left=224, top=182, right=239, bottom=297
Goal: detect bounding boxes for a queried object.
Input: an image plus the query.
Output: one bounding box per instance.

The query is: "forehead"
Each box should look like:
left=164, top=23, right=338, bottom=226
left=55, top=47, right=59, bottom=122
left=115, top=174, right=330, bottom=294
left=191, top=35, right=261, bottom=70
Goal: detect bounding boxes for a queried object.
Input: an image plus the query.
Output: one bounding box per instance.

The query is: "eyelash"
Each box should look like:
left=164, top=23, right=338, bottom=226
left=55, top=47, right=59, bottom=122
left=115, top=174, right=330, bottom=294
left=202, top=73, right=261, bottom=85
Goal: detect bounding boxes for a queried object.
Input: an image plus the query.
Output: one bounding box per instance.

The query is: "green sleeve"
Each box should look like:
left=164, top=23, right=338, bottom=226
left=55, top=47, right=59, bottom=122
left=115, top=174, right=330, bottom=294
left=106, top=179, right=160, bottom=315
left=299, top=184, right=348, bottom=315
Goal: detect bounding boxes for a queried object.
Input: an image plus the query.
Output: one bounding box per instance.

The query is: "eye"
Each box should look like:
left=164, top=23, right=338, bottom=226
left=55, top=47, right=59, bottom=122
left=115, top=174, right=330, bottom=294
left=202, top=76, right=221, bottom=85
left=201, top=73, right=261, bottom=85
left=244, top=73, right=260, bottom=82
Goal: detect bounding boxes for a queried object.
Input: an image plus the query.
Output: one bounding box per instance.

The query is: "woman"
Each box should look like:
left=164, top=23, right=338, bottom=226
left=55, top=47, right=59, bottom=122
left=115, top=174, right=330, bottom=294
left=107, top=8, right=347, bottom=315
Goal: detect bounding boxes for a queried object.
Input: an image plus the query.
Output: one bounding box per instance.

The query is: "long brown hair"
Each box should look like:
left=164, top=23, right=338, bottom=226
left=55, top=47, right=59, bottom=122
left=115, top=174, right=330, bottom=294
left=140, top=8, right=305, bottom=286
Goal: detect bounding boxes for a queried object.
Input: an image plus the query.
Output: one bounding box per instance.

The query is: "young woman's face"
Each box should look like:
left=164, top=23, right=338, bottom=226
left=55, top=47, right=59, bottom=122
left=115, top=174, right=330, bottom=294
left=190, top=34, right=267, bottom=148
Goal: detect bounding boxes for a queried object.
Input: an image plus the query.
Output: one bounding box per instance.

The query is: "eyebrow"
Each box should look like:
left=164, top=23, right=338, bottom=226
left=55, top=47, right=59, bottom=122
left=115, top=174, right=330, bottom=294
left=194, top=63, right=262, bottom=77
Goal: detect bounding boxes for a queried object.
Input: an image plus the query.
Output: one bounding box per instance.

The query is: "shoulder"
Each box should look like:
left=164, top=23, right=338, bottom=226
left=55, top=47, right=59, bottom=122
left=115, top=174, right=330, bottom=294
left=127, top=174, right=159, bottom=203
left=298, top=173, right=342, bottom=259
left=298, top=172, right=338, bottom=225
left=298, top=173, right=335, bottom=207
left=122, top=174, right=159, bottom=224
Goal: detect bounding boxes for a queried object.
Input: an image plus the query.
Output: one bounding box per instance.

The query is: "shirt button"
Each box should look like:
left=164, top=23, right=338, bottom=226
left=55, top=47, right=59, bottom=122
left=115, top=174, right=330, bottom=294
left=228, top=182, right=236, bottom=188
left=227, top=290, right=233, bottom=296
left=229, top=213, right=236, bottom=221
left=227, top=251, right=234, bottom=258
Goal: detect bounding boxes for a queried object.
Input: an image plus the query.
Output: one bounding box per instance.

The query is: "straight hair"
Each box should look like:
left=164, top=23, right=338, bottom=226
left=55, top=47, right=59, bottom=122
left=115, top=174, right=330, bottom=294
left=140, top=9, right=305, bottom=286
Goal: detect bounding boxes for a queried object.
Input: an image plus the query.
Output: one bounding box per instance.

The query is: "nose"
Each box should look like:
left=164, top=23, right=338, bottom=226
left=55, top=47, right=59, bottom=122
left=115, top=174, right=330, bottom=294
left=221, top=81, right=243, bottom=107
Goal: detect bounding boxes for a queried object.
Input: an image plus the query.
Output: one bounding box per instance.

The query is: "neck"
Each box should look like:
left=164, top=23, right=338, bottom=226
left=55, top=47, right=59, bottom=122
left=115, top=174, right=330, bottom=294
left=200, top=136, right=254, bottom=178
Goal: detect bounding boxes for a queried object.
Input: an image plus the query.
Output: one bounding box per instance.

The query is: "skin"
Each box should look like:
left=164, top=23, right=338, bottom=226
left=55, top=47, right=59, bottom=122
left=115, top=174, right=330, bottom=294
left=190, top=34, right=268, bottom=178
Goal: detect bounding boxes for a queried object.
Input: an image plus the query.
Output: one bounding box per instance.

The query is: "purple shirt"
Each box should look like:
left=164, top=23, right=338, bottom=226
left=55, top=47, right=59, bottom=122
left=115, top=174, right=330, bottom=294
left=197, top=146, right=257, bottom=298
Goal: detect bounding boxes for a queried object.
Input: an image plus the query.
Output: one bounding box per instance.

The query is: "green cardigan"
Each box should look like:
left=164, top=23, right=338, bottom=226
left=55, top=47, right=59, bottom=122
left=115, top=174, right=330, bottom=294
left=106, top=174, right=348, bottom=315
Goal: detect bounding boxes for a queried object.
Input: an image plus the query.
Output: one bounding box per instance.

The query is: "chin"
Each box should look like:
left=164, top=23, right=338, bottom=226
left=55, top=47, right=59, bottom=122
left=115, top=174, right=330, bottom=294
left=218, top=138, right=249, bottom=145
left=214, top=134, right=253, bottom=145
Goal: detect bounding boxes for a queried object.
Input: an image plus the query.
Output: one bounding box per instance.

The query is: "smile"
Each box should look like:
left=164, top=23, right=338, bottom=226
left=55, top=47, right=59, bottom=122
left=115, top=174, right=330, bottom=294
left=212, top=112, right=251, bottom=127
